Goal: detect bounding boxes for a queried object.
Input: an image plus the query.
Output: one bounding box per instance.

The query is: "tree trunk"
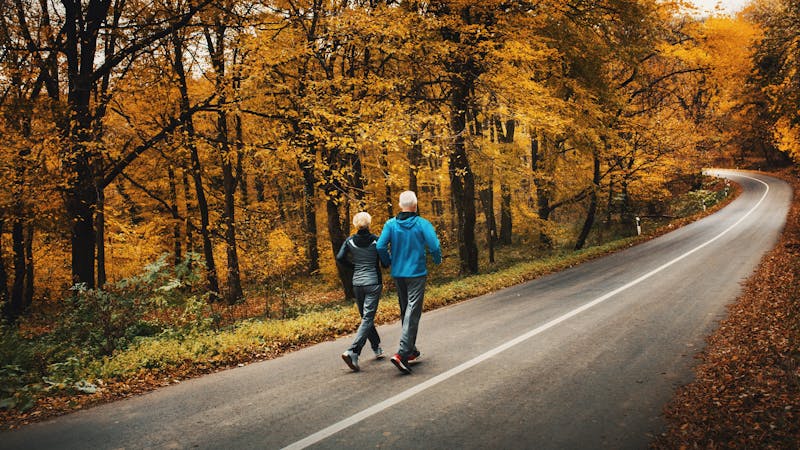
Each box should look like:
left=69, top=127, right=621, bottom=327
left=273, top=177, right=288, bottom=222
left=606, top=174, right=615, bottom=228
left=63, top=79, right=98, bottom=287
left=174, top=32, right=220, bottom=300
left=427, top=152, right=445, bottom=220
left=499, top=183, right=512, bottom=245
left=9, top=152, right=32, bottom=317
left=189, top=136, right=221, bottom=301
left=181, top=168, right=196, bottom=254
left=496, top=118, right=514, bottom=245
left=620, top=158, right=635, bottom=231
left=348, top=149, right=366, bottom=206
left=234, top=113, right=248, bottom=207
left=620, top=177, right=632, bottom=230
left=95, top=185, right=106, bottom=286
left=479, top=182, right=496, bottom=264
left=328, top=197, right=353, bottom=299
left=531, top=133, right=553, bottom=247
left=10, top=218, right=25, bottom=318
left=0, top=219, right=8, bottom=321
left=299, top=149, right=320, bottom=274
left=8, top=215, right=34, bottom=318
left=61, top=0, right=107, bottom=289
left=325, top=147, right=354, bottom=299
left=449, top=84, right=479, bottom=274
left=221, top=163, right=242, bottom=303
left=23, top=224, right=33, bottom=310
left=380, top=146, right=394, bottom=218
left=531, top=134, right=552, bottom=221
left=408, top=133, right=422, bottom=194
left=168, top=165, right=182, bottom=265
left=216, top=100, right=243, bottom=303
left=66, top=169, right=97, bottom=287
left=221, top=145, right=243, bottom=303
left=575, top=151, right=601, bottom=250
left=207, top=22, right=243, bottom=304
left=254, top=171, right=265, bottom=203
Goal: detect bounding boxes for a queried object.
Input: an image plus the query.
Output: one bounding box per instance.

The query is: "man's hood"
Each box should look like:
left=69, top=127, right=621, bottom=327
left=396, top=211, right=419, bottom=228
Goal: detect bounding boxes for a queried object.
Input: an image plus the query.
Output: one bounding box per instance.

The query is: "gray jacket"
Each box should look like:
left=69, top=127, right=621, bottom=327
left=336, top=230, right=383, bottom=286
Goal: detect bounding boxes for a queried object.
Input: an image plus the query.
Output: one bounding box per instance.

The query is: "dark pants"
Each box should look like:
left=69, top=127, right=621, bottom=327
left=395, top=276, right=426, bottom=358
left=349, top=284, right=382, bottom=355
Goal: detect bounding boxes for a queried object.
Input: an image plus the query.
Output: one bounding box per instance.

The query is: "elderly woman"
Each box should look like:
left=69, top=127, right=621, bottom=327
left=336, top=211, right=386, bottom=372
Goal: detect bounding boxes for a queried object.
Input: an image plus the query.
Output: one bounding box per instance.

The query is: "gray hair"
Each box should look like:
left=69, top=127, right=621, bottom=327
left=352, top=211, right=372, bottom=229
left=399, top=191, right=418, bottom=209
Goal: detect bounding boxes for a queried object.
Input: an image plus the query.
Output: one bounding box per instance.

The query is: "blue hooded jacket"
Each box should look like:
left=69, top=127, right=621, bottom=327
left=377, top=212, right=441, bottom=278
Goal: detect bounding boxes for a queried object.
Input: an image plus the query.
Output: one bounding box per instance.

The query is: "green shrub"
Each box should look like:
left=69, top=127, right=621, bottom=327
left=0, top=253, right=209, bottom=413
left=0, top=323, right=42, bottom=412
left=0, top=364, right=40, bottom=412
left=672, top=186, right=729, bottom=217
left=55, top=253, right=206, bottom=357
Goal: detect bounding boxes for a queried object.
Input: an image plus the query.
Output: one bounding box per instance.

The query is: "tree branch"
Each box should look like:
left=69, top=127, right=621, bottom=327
left=90, top=0, right=215, bottom=83
left=102, top=93, right=216, bottom=188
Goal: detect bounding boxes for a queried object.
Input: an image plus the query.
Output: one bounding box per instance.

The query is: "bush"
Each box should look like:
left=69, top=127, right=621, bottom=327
left=0, top=364, right=40, bottom=412
left=0, top=324, right=43, bottom=412
left=672, top=187, right=729, bottom=217
left=57, top=284, right=148, bottom=357
left=55, top=253, right=206, bottom=357
left=0, top=253, right=208, bottom=413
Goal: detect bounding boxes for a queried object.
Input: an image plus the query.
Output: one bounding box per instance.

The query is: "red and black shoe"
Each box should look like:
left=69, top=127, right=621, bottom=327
left=407, top=349, right=421, bottom=364
left=390, top=353, right=412, bottom=374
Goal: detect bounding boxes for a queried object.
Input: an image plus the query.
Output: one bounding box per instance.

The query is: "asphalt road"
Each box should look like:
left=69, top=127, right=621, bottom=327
left=1, top=170, right=791, bottom=450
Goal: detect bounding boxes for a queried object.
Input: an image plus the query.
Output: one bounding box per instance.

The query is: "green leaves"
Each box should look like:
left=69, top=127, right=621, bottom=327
left=0, top=365, right=40, bottom=412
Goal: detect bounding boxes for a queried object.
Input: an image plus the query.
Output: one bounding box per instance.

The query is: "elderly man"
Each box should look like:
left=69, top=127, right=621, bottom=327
left=377, top=190, right=442, bottom=374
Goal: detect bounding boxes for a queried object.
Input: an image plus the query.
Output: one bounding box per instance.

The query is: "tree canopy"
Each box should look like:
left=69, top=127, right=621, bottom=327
left=0, top=0, right=794, bottom=321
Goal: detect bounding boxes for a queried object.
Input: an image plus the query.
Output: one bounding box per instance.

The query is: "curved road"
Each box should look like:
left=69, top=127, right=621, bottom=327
left=1, top=170, right=792, bottom=449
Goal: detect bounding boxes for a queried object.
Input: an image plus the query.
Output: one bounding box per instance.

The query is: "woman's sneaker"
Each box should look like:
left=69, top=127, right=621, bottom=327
left=341, top=351, right=360, bottom=372
left=373, top=347, right=385, bottom=360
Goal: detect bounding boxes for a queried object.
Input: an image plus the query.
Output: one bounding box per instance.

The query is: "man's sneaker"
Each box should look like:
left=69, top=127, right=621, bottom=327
left=341, top=351, right=360, bottom=372
left=373, top=347, right=385, bottom=360
left=390, top=353, right=411, bottom=374
left=407, top=349, right=421, bottom=364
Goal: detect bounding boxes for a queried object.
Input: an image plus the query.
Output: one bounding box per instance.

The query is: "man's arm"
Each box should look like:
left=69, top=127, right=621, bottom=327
left=423, top=220, right=442, bottom=265
left=376, top=221, right=392, bottom=267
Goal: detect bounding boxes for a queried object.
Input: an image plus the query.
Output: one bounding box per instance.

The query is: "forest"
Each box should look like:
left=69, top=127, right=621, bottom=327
left=0, top=0, right=798, bottom=438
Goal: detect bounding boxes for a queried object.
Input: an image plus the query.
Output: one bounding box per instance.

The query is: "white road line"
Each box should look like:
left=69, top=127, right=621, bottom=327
left=282, top=172, right=770, bottom=450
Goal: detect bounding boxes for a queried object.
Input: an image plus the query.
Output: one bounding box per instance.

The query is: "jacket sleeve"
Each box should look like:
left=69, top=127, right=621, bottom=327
left=372, top=234, right=389, bottom=268
left=376, top=222, right=392, bottom=267
left=335, top=238, right=354, bottom=270
left=423, top=220, right=442, bottom=265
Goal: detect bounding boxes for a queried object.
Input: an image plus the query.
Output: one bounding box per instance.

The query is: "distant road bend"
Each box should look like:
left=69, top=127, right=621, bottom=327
left=1, top=169, right=792, bottom=450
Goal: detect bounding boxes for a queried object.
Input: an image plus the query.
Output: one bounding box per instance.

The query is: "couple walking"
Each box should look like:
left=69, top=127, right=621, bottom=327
left=336, top=191, right=441, bottom=374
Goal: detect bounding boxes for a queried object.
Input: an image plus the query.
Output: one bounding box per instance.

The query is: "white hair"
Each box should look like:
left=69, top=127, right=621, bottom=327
left=399, top=191, right=418, bottom=210
left=352, top=211, right=372, bottom=229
